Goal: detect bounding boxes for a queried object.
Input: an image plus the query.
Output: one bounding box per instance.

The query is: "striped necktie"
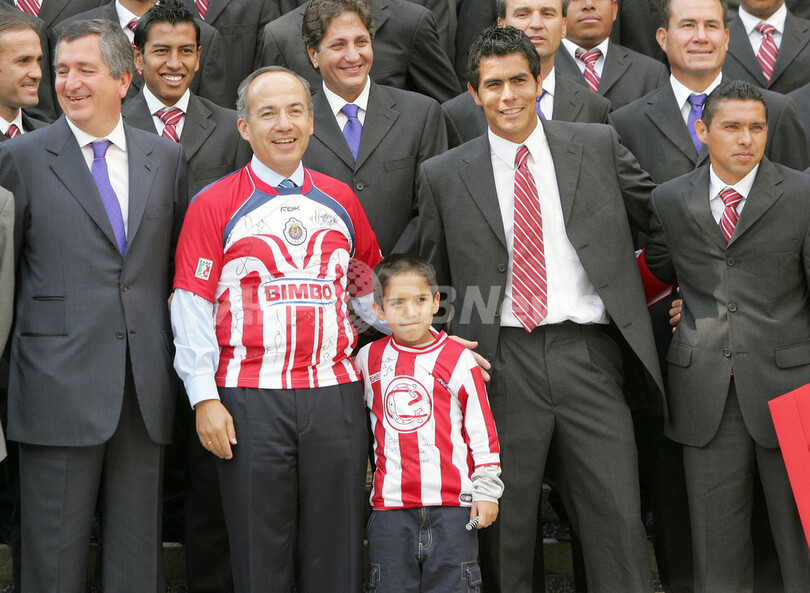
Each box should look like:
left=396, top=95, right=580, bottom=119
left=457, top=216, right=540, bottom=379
left=157, top=107, right=183, bottom=142
left=196, top=0, right=209, bottom=19
left=16, top=0, right=40, bottom=17
left=576, top=47, right=602, bottom=93
left=755, top=22, right=778, bottom=83
left=6, top=124, right=20, bottom=139
left=719, top=187, right=743, bottom=242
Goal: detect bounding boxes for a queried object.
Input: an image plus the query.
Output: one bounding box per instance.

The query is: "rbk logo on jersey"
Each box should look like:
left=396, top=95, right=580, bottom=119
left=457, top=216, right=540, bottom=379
left=263, top=278, right=337, bottom=306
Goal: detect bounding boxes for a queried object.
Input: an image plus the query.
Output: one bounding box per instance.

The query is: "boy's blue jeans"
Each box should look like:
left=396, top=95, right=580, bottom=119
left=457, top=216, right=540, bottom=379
left=366, top=506, right=482, bottom=593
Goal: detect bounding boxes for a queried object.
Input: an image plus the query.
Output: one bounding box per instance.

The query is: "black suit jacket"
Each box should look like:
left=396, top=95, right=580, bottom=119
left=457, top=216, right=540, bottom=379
left=122, top=91, right=252, bottom=197
left=789, top=82, right=810, bottom=151
left=441, top=71, right=611, bottom=148
left=303, top=81, right=446, bottom=254
left=256, top=0, right=461, bottom=103
left=0, top=112, right=47, bottom=142
left=609, top=82, right=810, bottom=183
left=453, top=0, right=496, bottom=88
left=611, top=0, right=665, bottom=63
left=555, top=41, right=669, bottom=111
left=0, top=0, right=104, bottom=29
left=53, top=2, right=231, bottom=108
left=723, top=13, right=810, bottom=93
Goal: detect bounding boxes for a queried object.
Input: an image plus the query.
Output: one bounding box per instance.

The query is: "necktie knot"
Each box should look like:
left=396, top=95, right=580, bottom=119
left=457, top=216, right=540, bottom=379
left=196, top=0, right=209, bottom=19
left=720, top=187, right=742, bottom=209
left=16, top=0, right=40, bottom=17
left=576, top=47, right=602, bottom=65
left=277, top=178, right=296, bottom=189
left=516, top=145, right=530, bottom=169
left=158, top=106, right=183, bottom=125
left=688, top=93, right=707, bottom=109
left=126, top=18, right=139, bottom=32
left=756, top=22, right=776, bottom=37
left=92, top=140, right=112, bottom=160
left=6, top=124, right=20, bottom=139
left=341, top=103, right=360, bottom=120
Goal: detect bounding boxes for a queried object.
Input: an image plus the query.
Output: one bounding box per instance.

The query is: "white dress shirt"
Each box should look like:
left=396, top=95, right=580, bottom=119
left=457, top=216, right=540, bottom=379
left=322, top=76, right=371, bottom=127
left=670, top=72, right=723, bottom=125
left=0, top=110, right=25, bottom=136
left=708, top=164, right=759, bottom=224
left=739, top=3, right=787, bottom=55
left=67, top=116, right=130, bottom=234
left=488, top=119, right=608, bottom=328
left=115, top=0, right=139, bottom=43
left=539, top=66, right=556, bottom=120
left=561, top=37, right=611, bottom=79
left=143, top=86, right=191, bottom=138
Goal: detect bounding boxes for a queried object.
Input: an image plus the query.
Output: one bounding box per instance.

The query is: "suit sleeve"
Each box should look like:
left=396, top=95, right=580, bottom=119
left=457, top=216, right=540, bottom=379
left=0, top=145, right=28, bottom=265
left=769, top=95, right=810, bottom=171
left=416, top=163, right=451, bottom=291
left=170, top=144, right=190, bottom=282
left=610, top=126, right=656, bottom=234
left=423, top=0, right=456, bottom=62
left=441, top=102, right=464, bottom=149
left=197, top=26, right=232, bottom=108
left=256, top=23, right=287, bottom=69
left=406, top=9, right=462, bottom=103
left=642, top=190, right=676, bottom=285
left=0, top=187, right=13, bottom=355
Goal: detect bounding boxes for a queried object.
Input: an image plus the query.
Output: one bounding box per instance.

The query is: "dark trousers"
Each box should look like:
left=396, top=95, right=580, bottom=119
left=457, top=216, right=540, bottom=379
left=216, top=383, right=368, bottom=593
left=479, top=323, right=652, bottom=593
left=366, top=506, right=481, bottom=593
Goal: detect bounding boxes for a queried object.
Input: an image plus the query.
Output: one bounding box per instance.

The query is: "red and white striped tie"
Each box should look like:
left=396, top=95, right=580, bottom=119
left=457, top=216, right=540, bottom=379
left=576, top=47, right=602, bottom=93
left=512, top=145, right=547, bottom=331
left=157, top=107, right=183, bottom=142
left=719, top=187, right=743, bottom=242
left=6, top=124, right=20, bottom=139
left=16, top=0, right=40, bottom=17
left=196, top=0, right=209, bottom=19
left=755, top=22, right=778, bottom=83
left=126, top=18, right=139, bottom=33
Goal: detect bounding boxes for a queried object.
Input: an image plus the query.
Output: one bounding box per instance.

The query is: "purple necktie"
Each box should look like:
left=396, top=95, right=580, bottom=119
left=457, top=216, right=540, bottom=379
left=341, top=103, right=362, bottom=161
left=686, top=93, right=707, bottom=154
left=535, top=90, right=548, bottom=119
left=91, top=141, right=127, bottom=257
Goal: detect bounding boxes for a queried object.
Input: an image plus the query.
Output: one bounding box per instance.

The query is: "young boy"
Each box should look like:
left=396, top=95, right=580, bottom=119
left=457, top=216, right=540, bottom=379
left=355, top=254, right=503, bottom=593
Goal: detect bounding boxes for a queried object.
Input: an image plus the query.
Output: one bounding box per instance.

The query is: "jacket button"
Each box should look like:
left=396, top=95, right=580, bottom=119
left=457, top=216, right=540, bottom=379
left=116, top=331, right=125, bottom=339
left=497, top=264, right=506, bottom=272
left=723, top=349, right=732, bottom=358
left=120, top=284, right=128, bottom=292
left=728, top=303, right=737, bottom=312
left=355, top=182, right=365, bottom=191
left=493, top=308, right=500, bottom=317
left=726, top=257, right=735, bottom=266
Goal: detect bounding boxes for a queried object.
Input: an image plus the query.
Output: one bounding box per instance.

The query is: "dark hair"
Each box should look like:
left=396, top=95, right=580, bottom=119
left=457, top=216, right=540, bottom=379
left=701, top=79, right=767, bottom=128
left=58, top=19, right=133, bottom=78
left=133, top=0, right=200, bottom=52
left=466, top=25, right=541, bottom=90
left=302, top=0, right=374, bottom=51
left=236, top=66, right=313, bottom=119
left=661, top=0, right=727, bottom=29
left=496, top=0, right=569, bottom=20
left=0, top=12, right=38, bottom=40
left=372, top=254, right=438, bottom=307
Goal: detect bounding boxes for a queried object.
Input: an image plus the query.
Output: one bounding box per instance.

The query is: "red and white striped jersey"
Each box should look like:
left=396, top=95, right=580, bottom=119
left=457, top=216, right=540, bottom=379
left=174, top=163, right=381, bottom=389
left=356, top=331, right=500, bottom=510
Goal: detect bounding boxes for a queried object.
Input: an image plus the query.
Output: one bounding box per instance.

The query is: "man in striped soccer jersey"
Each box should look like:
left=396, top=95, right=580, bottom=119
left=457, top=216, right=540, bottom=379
left=170, top=66, right=385, bottom=593
left=356, top=254, right=503, bottom=593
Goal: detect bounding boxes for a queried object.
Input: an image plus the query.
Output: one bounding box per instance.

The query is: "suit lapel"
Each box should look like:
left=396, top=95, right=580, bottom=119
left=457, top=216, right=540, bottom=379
left=770, top=13, right=810, bottom=85
left=123, top=125, right=156, bottom=247
left=729, top=159, right=783, bottom=244
left=312, top=91, right=356, bottom=168
left=356, top=82, right=398, bottom=169
left=180, top=94, right=216, bottom=161
left=646, top=86, right=704, bottom=165
left=683, top=166, right=727, bottom=250
left=122, top=92, right=159, bottom=135
left=543, top=120, right=582, bottom=225
left=598, top=43, right=631, bottom=96
left=551, top=73, right=584, bottom=121
left=458, top=137, right=506, bottom=247
left=38, top=0, right=71, bottom=28
left=727, top=18, right=768, bottom=85
left=202, top=0, right=229, bottom=23
left=371, top=0, right=390, bottom=33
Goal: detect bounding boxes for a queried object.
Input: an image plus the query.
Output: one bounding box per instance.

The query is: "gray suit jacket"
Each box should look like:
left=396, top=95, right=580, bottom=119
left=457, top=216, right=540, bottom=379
left=789, top=82, right=810, bottom=151
left=442, top=71, right=612, bottom=148
left=256, top=0, right=461, bottom=103
left=0, top=117, right=188, bottom=446
left=0, top=186, right=11, bottom=459
left=303, top=81, right=446, bottom=254
left=723, top=13, right=810, bottom=94
left=645, top=160, right=810, bottom=448
left=609, top=82, right=810, bottom=184
left=0, top=112, right=48, bottom=142
left=555, top=41, right=668, bottom=111
left=417, top=120, right=663, bottom=403
left=53, top=2, right=231, bottom=108
left=611, top=0, right=665, bottom=63
left=122, top=90, right=252, bottom=197
left=0, top=0, right=104, bottom=29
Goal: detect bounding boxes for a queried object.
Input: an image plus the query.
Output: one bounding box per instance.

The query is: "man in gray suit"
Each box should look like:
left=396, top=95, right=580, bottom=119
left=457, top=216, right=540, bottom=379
left=418, top=25, right=662, bottom=593
left=442, top=0, right=612, bottom=148
left=0, top=19, right=187, bottom=592
left=556, top=0, right=668, bottom=109
left=302, top=0, right=446, bottom=255
left=257, top=0, right=461, bottom=103
left=723, top=0, right=810, bottom=93
left=641, top=79, right=810, bottom=593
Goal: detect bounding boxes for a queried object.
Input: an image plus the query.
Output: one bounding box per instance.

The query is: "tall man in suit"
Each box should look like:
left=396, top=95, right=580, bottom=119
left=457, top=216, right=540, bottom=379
left=0, top=18, right=188, bottom=593
left=723, top=0, right=810, bottom=93
left=443, top=0, right=612, bottom=148
left=302, top=0, right=446, bottom=254
left=3, top=0, right=104, bottom=29
left=640, top=79, right=810, bottom=593
left=257, top=0, right=461, bottom=103
left=0, top=12, right=46, bottom=140
left=556, top=0, right=668, bottom=109
left=418, top=25, right=662, bottom=593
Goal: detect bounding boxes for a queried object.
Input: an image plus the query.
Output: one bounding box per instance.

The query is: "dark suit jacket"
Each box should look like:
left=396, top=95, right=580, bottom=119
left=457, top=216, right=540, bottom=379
left=0, top=0, right=104, bottom=29
left=122, top=90, right=252, bottom=197
left=789, top=82, right=810, bottom=151
left=555, top=41, right=669, bottom=111
left=256, top=0, right=461, bottom=103
left=442, top=71, right=612, bottom=148
left=53, top=2, right=231, bottom=108
left=645, top=160, right=810, bottom=448
left=609, top=82, right=810, bottom=184
left=417, top=120, right=664, bottom=403
left=611, top=0, right=665, bottom=63
left=723, top=13, right=810, bottom=93
left=0, top=117, right=188, bottom=446
left=0, top=112, right=47, bottom=142
left=303, top=81, right=446, bottom=254
left=180, top=0, right=280, bottom=107
left=453, top=0, right=496, bottom=88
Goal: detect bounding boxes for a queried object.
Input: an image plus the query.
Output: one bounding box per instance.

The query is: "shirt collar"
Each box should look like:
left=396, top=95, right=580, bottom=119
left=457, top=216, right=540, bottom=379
left=670, top=72, right=723, bottom=111
left=66, top=116, right=128, bottom=154
left=143, top=86, right=191, bottom=115
left=115, top=0, right=139, bottom=29
left=562, top=37, right=611, bottom=61
left=322, top=76, right=371, bottom=118
left=739, top=2, right=787, bottom=35
left=249, top=155, right=305, bottom=188
left=488, top=115, right=545, bottom=170
left=542, top=66, right=556, bottom=98
left=0, top=109, right=24, bottom=135
left=709, top=162, right=760, bottom=201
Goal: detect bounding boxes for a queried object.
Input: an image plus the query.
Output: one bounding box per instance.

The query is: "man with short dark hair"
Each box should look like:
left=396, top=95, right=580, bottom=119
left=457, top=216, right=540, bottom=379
left=0, top=12, right=46, bottom=139
left=640, top=79, right=810, bottom=593
left=418, top=24, right=661, bottom=593
left=0, top=18, right=188, bottom=592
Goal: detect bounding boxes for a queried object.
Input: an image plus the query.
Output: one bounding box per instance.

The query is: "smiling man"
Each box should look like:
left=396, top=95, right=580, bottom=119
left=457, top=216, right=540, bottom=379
left=640, top=79, right=810, bottom=593
left=418, top=25, right=661, bottom=593
left=0, top=12, right=46, bottom=140
left=171, top=66, right=384, bottom=593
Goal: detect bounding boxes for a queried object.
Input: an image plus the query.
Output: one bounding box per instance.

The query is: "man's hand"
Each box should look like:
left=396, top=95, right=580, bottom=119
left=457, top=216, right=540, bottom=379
left=196, top=399, right=237, bottom=459
left=448, top=335, right=491, bottom=381
left=470, top=501, right=499, bottom=529
left=670, top=289, right=682, bottom=333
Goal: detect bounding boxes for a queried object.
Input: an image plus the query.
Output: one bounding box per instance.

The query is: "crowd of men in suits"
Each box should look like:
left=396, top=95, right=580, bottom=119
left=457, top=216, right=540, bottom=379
left=0, top=0, right=809, bottom=591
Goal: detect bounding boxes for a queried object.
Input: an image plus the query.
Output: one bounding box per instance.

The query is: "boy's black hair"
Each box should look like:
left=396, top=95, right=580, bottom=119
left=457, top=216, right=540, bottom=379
left=466, top=25, right=541, bottom=91
left=133, top=0, right=200, bottom=52
left=372, top=253, right=438, bottom=307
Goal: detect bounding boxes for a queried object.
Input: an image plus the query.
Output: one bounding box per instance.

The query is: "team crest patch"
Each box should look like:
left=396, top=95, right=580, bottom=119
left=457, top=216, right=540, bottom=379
left=195, top=258, right=213, bottom=280
left=384, top=376, right=433, bottom=433
left=284, top=217, right=307, bottom=245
